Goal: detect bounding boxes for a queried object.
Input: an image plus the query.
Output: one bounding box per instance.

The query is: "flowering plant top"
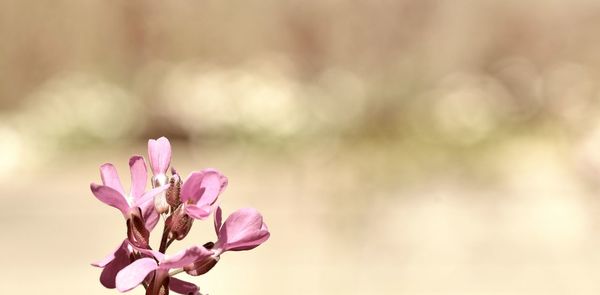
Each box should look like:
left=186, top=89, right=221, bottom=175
left=90, top=137, right=270, bottom=295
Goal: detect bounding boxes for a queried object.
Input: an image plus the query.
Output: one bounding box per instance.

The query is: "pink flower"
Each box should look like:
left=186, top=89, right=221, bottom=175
left=183, top=207, right=269, bottom=276
left=212, top=207, right=270, bottom=253
left=148, top=137, right=172, bottom=186
left=90, top=137, right=270, bottom=294
left=90, top=155, right=169, bottom=232
left=115, top=246, right=212, bottom=293
left=178, top=169, right=228, bottom=220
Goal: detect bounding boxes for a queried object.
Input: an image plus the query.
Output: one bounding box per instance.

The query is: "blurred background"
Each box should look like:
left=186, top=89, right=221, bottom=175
left=3, top=0, right=600, bottom=294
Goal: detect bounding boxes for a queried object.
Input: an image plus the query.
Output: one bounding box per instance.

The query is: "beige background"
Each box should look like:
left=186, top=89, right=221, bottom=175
left=2, top=0, right=600, bottom=294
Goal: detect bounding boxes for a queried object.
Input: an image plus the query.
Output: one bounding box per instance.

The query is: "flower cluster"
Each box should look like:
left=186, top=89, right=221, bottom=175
left=90, top=137, right=270, bottom=295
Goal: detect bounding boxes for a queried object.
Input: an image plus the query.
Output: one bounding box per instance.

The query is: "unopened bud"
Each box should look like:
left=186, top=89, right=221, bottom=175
left=166, top=174, right=182, bottom=209
left=184, top=254, right=219, bottom=276
left=127, top=207, right=150, bottom=249
left=166, top=205, right=193, bottom=240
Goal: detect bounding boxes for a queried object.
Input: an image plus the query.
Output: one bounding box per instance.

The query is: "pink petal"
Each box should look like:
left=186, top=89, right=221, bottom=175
left=179, top=171, right=201, bottom=203
left=129, top=244, right=164, bottom=261
left=148, top=137, right=171, bottom=175
left=134, top=184, right=169, bottom=231
left=214, top=206, right=223, bottom=235
left=95, top=240, right=131, bottom=289
left=129, top=155, right=148, bottom=201
left=91, top=239, right=129, bottom=268
left=180, top=170, right=228, bottom=206
left=226, top=226, right=269, bottom=251
left=185, top=204, right=211, bottom=220
left=90, top=183, right=130, bottom=217
left=100, top=163, right=125, bottom=196
left=224, top=229, right=270, bottom=252
left=116, top=258, right=159, bottom=292
left=169, top=277, right=200, bottom=295
left=91, top=252, right=117, bottom=269
left=160, top=246, right=213, bottom=270
left=99, top=255, right=131, bottom=289
left=218, top=208, right=270, bottom=252
left=134, top=184, right=170, bottom=207
left=142, top=203, right=160, bottom=231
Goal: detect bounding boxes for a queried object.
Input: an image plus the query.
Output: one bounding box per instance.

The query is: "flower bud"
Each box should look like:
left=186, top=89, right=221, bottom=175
left=166, top=173, right=182, bottom=209
left=166, top=205, right=193, bottom=240
left=126, top=207, right=150, bottom=249
left=184, top=254, right=219, bottom=276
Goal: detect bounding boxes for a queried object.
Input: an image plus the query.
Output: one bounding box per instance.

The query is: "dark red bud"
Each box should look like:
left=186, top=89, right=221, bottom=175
left=166, top=175, right=182, bottom=209
left=127, top=207, right=150, bottom=249
left=184, top=255, right=219, bottom=276
left=166, top=206, right=193, bottom=240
